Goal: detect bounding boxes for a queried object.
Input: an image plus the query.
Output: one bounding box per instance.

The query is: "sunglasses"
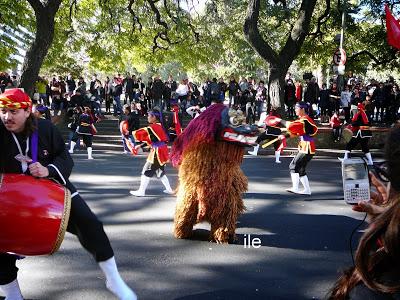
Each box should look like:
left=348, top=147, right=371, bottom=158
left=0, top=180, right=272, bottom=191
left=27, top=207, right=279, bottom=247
left=371, top=161, right=390, bottom=183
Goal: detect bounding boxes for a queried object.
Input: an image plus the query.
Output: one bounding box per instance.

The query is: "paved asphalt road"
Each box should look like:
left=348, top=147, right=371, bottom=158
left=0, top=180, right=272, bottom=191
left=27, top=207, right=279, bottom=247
left=8, top=150, right=369, bottom=300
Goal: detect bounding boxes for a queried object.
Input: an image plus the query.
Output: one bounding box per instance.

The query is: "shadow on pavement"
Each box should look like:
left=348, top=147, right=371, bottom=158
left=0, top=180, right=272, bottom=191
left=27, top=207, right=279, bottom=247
left=173, top=289, right=307, bottom=300
left=239, top=212, right=366, bottom=252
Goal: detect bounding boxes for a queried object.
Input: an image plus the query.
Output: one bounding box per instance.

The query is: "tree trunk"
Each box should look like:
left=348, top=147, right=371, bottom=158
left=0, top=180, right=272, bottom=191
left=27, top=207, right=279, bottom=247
left=244, top=0, right=317, bottom=113
left=268, top=66, right=286, bottom=115
left=19, top=1, right=62, bottom=96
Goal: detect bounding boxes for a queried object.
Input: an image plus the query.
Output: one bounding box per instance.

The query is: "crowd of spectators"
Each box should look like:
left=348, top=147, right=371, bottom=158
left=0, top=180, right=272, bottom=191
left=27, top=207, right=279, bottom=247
left=1, top=71, right=399, bottom=127
left=288, top=75, right=400, bottom=127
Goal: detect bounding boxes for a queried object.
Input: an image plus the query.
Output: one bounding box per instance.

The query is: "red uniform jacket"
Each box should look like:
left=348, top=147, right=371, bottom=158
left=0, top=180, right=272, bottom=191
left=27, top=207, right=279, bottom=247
left=287, top=115, right=318, bottom=154
left=351, top=109, right=372, bottom=138
left=330, top=115, right=341, bottom=128
left=133, top=123, right=169, bottom=165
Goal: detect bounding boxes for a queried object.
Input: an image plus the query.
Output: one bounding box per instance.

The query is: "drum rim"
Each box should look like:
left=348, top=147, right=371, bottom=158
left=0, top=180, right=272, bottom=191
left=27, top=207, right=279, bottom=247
left=50, top=187, right=71, bottom=254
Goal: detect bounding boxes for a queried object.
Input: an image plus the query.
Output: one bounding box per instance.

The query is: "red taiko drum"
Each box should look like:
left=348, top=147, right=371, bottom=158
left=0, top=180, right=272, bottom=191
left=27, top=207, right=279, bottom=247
left=0, top=173, right=71, bottom=256
left=343, top=125, right=353, bottom=143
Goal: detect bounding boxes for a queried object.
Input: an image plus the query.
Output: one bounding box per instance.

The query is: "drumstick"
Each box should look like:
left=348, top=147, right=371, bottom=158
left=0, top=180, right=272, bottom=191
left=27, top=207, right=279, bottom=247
left=261, top=137, right=280, bottom=148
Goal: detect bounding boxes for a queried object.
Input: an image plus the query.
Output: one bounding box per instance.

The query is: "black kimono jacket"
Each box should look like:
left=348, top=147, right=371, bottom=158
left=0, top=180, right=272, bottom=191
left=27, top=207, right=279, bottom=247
left=0, top=118, right=77, bottom=194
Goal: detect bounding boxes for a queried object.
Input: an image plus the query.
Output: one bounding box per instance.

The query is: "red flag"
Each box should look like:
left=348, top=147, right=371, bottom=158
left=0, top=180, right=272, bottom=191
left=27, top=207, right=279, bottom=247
left=172, top=106, right=182, bottom=136
left=385, top=4, right=400, bottom=50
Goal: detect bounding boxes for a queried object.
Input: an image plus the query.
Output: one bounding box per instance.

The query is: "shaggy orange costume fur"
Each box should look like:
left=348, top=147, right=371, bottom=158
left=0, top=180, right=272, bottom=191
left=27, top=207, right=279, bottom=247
left=174, top=141, right=247, bottom=243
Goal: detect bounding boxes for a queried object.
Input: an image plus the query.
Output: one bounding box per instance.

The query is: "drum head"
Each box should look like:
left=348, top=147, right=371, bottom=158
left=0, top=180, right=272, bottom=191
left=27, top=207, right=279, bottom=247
left=343, top=128, right=353, bottom=143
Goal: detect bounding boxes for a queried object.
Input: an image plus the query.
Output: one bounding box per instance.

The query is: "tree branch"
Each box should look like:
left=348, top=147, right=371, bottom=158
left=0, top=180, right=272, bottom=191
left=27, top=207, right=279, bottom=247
left=279, top=0, right=317, bottom=69
left=244, top=0, right=279, bottom=65
left=163, top=0, right=200, bottom=42
left=188, top=21, right=200, bottom=43
left=152, top=32, right=169, bottom=52
left=308, top=0, right=331, bottom=38
left=147, top=0, right=169, bottom=30
left=163, top=0, right=179, bottom=24
left=69, top=0, right=78, bottom=24
left=152, top=29, right=183, bottom=53
left=128, top=0, right=143, bottom=32
left=348, top=49, right=398, bottom=66
left=26, top=0, right=44, bottom=12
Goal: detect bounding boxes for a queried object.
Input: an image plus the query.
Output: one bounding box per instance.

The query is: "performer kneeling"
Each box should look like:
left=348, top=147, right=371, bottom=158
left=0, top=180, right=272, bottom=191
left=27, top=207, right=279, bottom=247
left=0, top=89, right=137, bottom=300
left=277, top=101, right=318, bottom=195
left=130, top=108, right=173, bottom=196
left=248, top=109, right=286, bottom=163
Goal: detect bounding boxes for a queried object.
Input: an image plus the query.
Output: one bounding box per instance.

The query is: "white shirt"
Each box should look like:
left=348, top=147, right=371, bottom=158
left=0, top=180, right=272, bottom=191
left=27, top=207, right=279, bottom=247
left=340, top=91, right=352, bottom=108
left=176, top=84, right=189, bottom=97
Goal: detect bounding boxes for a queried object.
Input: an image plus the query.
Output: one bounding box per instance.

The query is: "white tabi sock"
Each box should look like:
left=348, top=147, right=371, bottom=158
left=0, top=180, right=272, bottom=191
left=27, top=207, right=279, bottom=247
left=69, top=141, right=76, bottom=154
left=343, top=150, right=350, bottom=160
left=87, top=147, right=94, bottom=159
left=130, top=175, right=150, bottom=197
left=365, top=152, right=373, bottom=165
left=299, top=175, right=312, bottom=195
left=248, top=144, right=259, bottom=156
left=0, top=279, right=23, bottom=300
left=286, top=172, right=300, bottom=193
left=160, top=175, right=173, bottom=194
left=98, top=257, right=137, bottom=300
left=275, top=150, right=281, bottom=163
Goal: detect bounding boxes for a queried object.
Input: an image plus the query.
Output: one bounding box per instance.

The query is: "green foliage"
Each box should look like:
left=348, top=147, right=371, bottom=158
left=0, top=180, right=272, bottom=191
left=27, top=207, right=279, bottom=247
left=298, top=0, right=400, bottom=75
left=2, top=0, right=399, bottom=81
left=0, top=0, right=35, bottom=70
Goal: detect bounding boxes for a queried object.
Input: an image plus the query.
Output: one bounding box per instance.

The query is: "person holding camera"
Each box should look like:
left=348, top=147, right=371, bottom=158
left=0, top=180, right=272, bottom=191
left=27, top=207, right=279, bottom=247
left=329, top=126, right=400, bottom=299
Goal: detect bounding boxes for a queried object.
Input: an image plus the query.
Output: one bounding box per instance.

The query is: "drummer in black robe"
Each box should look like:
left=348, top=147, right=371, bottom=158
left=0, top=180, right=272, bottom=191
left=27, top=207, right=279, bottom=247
left=0, top=89, right=137, bottom=300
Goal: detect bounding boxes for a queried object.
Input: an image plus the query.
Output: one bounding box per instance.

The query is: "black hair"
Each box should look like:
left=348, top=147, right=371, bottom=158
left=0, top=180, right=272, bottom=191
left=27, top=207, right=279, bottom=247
left=385, top=125, right=400, bottom=191
left=148, top=107, right=161, bottom=121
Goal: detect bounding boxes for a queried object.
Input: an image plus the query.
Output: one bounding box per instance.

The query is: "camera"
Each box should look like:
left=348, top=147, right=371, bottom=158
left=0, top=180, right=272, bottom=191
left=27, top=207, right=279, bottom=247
left=341, top=157, right=370, bottom=205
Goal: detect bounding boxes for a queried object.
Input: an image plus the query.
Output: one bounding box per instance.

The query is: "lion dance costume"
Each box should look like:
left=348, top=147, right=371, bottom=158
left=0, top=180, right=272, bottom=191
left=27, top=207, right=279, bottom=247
left=171, top=104, right=258, bottom=243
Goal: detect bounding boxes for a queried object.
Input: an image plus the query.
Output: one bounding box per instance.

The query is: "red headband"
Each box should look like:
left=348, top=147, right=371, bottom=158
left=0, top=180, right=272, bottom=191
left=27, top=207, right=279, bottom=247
left=0, top=88, right=32, bottom=110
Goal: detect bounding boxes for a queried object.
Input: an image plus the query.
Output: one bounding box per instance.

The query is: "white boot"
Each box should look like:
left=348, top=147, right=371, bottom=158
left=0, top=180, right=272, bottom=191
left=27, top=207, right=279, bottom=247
left=130, top=175, right=150, bottom=197
left=69, top=141, right=76, bottom=154
left=286, top=173, right=300, bottom=193
left=299, top=175, right=312, bottom=195
left=160, top=175, right=174, bottom=194
left=275, top=151, right=281, bottom=163
left=248, top=144, right=259, bottom=156
left=98, top=257, right=137, bottom=300
left=87, top=147, right=94, bottom=159
left=365, top=152, right=373, bottom=165
left=0, top=279, right=23, bottom=300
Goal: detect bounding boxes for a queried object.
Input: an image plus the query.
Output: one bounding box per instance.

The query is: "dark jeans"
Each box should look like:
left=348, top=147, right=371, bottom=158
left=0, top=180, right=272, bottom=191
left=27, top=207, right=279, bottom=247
left=375, top=105, right=385, bottom=122
left=332, top=127, right=342, bottom=141
left=289, top=152, right=313, bottom=176
left=343, top=107, right=350, bottom=123
left=113, top=95, right=122, bottom=114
